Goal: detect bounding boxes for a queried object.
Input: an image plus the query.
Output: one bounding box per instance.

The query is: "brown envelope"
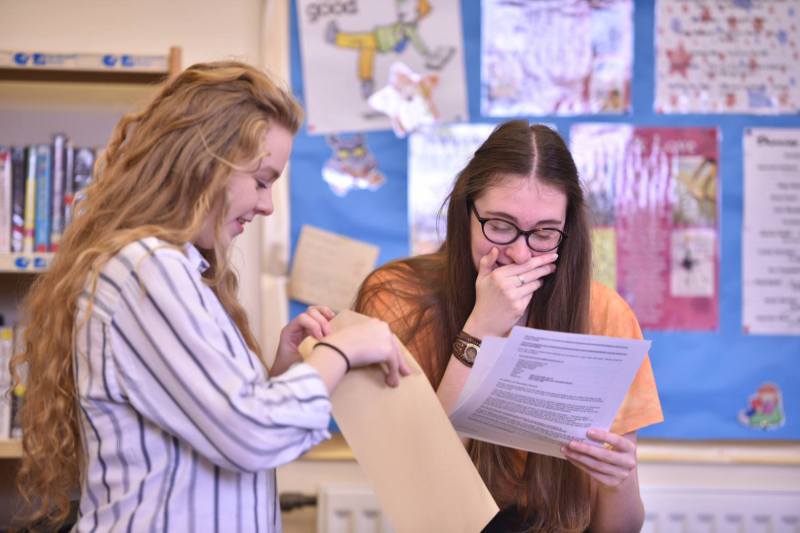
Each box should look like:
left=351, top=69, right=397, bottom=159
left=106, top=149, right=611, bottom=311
left=299, top=310, right=498, bottom=533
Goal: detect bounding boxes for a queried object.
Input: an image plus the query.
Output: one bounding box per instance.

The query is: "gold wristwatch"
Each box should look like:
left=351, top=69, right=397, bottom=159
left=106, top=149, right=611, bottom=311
left=452, top=331, right=482, bottom=367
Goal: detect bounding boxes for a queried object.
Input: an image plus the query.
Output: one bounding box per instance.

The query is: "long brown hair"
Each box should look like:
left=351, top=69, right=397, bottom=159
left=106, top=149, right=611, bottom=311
left=10, top=61, right=303, bottom=528
left=355, top=121, right=593, bottom=531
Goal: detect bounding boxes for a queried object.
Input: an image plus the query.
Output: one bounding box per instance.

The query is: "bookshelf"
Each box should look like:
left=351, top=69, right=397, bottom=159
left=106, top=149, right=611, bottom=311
left=0, top=46, right=182, bottom=461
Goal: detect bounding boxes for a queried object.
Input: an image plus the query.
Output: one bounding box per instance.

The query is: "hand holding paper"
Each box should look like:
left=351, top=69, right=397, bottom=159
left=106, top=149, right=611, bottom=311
left=562, top=428, right=638, bottom=488
left=450, top=326, right=651, bottom=459
left=272, top=305, right=336, bottom=376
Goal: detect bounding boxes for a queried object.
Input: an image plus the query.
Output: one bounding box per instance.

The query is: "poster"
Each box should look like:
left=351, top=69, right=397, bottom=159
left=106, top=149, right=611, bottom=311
left=297, top=0, right=468, bottom=135
left=481, top=0, right=633, bottom=116
left=743, top=128, right=800, bottom=335
left=571, top=124, right=720, bottom=331
left=408, top=123, right=496, bottom=254
left=655, top=0, right=800, bottom=114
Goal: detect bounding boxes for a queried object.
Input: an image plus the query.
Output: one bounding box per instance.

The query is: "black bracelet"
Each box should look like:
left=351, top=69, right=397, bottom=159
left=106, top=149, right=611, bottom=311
left=313, top=341, right=351, bottom=373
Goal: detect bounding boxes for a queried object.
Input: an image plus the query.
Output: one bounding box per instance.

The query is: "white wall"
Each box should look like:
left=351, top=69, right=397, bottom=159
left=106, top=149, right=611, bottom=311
left=1, top=0, right=262, bottom=65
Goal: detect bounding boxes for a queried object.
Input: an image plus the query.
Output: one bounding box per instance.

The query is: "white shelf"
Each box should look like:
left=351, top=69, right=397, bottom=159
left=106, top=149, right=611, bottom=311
left=0, top=47, right=182, bottom=84
left=0, top=253, right=53, bottom=273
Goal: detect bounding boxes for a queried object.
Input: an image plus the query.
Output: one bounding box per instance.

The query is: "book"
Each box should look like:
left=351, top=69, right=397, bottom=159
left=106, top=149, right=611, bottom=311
left=50, top=134, right=67, bottom=252
left=0, top=149, right=10, bottom=254
left=72, top=147, right=95, bottom=210
left=0, top=317, right=13, bottom=440
left=23, top=147, right=36, bottom=253
left=9, top=325, right=26, bottom=439
left=10, top=147, right=26, bottom=253
left=63, top=140, right=75, bottom=228
left=33, top=144, right=52, bottom=252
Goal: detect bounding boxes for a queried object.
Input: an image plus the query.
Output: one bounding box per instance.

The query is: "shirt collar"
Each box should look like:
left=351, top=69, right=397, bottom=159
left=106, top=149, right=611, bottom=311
left=184, top=242, right=211, bottom=274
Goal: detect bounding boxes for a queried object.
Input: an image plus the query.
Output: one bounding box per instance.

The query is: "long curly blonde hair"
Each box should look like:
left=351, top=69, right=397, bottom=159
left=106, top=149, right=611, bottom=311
left=9, top=61, right=303, bottom=528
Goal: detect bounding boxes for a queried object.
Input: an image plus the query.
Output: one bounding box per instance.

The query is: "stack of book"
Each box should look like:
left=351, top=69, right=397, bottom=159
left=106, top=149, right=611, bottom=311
left=0, top=135, right=96, bottom=254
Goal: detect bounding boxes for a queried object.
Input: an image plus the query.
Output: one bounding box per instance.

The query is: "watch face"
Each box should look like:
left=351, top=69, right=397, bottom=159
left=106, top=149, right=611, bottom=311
left=465, top=345, right=479, bottom=363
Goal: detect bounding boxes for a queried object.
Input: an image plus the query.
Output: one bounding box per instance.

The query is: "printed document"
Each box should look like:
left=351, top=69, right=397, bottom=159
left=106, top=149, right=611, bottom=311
left=450, top=326, right=650, bottom=458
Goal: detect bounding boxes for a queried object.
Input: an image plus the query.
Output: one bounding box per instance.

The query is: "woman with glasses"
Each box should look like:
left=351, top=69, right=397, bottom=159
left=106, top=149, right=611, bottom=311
left=355, top=120, right=662, bottom=532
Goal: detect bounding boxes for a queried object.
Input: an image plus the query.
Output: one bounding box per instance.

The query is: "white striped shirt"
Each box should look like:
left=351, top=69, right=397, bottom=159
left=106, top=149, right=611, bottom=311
left=72, top=237, right=331, bottom=532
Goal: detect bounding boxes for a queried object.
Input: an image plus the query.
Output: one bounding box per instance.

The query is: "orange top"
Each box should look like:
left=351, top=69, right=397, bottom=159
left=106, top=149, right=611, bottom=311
left=359, top=268, right=663, bottom=436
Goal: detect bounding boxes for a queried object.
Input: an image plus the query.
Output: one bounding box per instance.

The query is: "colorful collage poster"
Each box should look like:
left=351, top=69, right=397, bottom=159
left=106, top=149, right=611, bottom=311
left=408, top=123, right=495, bottom=254
left=571, top=124, right=720, bottom=331
left=481, top=0, right=633, bottom=116
left=743, top=128, right=800, bottom=335
left=655, top=0, right=800, bottom=114
left=297, top=0, right=468, bottom=135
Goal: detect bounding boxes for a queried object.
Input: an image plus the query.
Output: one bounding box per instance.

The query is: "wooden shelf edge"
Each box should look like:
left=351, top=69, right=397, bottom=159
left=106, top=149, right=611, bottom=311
left=4, top=434, right=797, bottom=464
left=302, top=433, right=353, bottom=461
left=0, top=439, right=22, bottom=459
left=637, top=439, right=800, bottom=465
left=168, top=46, right=182, bottom=79
left=301, top=434, right=800, bottom=465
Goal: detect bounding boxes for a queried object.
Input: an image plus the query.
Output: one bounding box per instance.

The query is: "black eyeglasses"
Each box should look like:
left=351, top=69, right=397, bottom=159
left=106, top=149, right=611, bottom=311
left=470, top=204, right=566, bottom=252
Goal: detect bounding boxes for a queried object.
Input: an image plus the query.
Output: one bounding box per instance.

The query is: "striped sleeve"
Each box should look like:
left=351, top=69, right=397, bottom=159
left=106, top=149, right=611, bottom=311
left=107, top=246, right=331, bottom=473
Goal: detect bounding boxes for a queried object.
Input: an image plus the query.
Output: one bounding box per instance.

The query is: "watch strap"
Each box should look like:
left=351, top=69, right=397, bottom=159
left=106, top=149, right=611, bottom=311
left=452, top=330, right=482, bottom=367
left=456, top=331, right=482, bottom=346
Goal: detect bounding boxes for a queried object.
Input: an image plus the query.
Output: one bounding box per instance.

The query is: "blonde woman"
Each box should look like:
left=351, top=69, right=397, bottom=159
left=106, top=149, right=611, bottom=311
left=12, top=61, right=409, bottom=532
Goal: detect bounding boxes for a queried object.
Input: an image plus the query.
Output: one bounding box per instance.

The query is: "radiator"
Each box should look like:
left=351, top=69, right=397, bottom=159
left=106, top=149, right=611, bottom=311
left=317, top=485, right=800, bottom=533
left=317, top=485, right=393, bottom=533
left=640, top=487, right=800, bottom=533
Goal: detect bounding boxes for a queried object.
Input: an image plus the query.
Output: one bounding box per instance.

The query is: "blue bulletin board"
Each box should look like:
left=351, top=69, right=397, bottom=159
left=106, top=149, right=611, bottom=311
left=288, top=0, right=800, bottom=440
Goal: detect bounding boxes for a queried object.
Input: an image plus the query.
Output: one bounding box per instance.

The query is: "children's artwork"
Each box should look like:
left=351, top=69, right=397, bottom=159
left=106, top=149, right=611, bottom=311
left=655, top=0, right=800, bottom=114
left=481, top=0, right=633, bottom=116
left=670, top=228, right=715, bottom=297
left=297, top=0, right=467, bottom=134
left=322, top=134, right=385, bottom=196
left=368, top=62, right=440, bottom=137
left=408, top=123, right=496, bottom=254
left=571, top=124, right=720, bottom=331
left=739, top=383, right=786, bottom=430
left=743, top=128, right=800, bottom=335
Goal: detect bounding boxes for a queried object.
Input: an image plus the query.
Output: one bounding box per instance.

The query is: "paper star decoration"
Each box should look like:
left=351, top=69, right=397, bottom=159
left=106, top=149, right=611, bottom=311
left=667, top=44, right=693, bottom=77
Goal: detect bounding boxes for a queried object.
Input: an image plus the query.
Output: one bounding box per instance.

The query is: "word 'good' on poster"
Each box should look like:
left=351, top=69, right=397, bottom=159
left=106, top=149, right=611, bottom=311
left=572, top=124, right=720, bottom=331
left=481, top=0, right=633, bottom=116
left=655, top=0, right=800, bottom=114
left=297, top=0, right=467, bottom=135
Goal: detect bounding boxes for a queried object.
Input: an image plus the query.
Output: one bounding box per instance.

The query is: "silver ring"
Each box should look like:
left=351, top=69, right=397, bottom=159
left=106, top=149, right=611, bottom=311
left=517, top=275, right=525, bottom=287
